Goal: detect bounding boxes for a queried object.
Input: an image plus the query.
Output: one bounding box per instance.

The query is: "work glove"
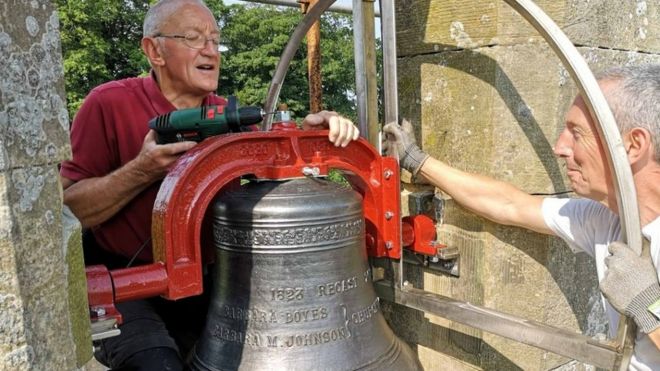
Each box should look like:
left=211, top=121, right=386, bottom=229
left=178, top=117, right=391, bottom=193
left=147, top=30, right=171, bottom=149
left=382, top=118, right=430, bottom=177
left=600, top=241, right=660, bottom=333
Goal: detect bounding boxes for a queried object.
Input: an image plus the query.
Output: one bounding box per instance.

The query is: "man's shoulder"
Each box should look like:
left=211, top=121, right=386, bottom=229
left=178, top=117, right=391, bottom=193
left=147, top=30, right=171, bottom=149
left=545, top=197, right=607, bottom=214
left=543, top=197, right=617, bottom=232
left=90, top=76, right=149, bottom=97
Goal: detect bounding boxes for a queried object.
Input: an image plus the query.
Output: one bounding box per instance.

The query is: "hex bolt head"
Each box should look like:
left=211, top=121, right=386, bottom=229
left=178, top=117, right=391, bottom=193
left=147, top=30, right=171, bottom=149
left=302, top=167, right=320, bottom=177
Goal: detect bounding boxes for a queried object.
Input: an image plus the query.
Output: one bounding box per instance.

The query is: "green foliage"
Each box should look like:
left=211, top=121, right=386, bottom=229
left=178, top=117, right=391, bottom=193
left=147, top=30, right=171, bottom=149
left=327, top=168, right=349, bottom=186
left=56, top=0, right=364, bottom=122
left=214, top=3, right=357, bottom=120
left=55, top=0, right=152, bottom=117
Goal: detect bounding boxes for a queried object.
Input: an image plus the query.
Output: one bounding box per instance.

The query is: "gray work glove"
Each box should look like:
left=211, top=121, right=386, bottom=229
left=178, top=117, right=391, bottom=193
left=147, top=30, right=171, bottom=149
left=382, top=118, right=430, bottom=176
left=600, top=241, right=660, bottom=333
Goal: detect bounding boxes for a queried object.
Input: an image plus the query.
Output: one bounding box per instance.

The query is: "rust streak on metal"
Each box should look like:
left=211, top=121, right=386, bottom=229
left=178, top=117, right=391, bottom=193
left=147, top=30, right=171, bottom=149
left=305, top=0, right=322, bottom=113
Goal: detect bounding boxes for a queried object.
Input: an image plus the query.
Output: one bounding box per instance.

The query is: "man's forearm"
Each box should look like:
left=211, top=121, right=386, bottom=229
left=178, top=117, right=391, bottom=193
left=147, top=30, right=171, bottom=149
left=62, top=160, right=154, bottom=228
left=417, top=157, right=551, bottom=234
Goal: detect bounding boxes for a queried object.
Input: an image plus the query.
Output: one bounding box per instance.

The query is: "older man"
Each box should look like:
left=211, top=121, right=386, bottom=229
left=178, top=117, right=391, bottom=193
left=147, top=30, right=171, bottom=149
left=384, top=64, right=660, bottom=370
left=60, top=0, right=358, bottom=369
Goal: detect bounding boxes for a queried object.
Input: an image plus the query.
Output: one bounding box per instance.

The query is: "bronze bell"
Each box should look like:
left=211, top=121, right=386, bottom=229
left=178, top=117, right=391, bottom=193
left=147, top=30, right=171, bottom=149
left=191, top=177, right=422, bottom=370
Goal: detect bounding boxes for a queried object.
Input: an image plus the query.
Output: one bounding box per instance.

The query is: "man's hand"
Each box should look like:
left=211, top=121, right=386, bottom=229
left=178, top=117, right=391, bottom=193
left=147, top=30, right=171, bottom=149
left=382, top=118, right=430, bottom=176
left=131, top=130, right=197, bottom=184
left=601, top=241, right=660, bottom=334
left=302, top=110, right=359, bottom=147
left=62, top=130, right=196, bottom=228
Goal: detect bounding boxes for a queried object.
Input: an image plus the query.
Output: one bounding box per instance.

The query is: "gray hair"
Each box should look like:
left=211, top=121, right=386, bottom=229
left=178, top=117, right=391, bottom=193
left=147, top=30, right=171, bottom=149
left=143, top=0, right=209, bottom=37
left=597, top=64, right=660, bottom=161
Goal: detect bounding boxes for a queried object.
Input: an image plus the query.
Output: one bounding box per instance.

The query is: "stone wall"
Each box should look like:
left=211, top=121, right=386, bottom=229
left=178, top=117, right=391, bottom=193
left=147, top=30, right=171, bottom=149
left=0, top=1, right=90, bottom=370
left=388, top=1, right=660, bottom=370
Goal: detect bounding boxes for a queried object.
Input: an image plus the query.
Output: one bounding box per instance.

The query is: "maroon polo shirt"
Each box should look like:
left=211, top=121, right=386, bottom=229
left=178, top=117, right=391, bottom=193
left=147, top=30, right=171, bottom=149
left=60, top=73, right=226, bottom=262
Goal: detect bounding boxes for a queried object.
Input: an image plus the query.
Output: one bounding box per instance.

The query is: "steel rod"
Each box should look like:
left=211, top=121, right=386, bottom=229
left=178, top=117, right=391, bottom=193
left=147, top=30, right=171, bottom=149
left=236, top=0, right=381, bottom=17
left=352, top=0, right=378, bottom=143
left=375, top=282, right=620, bottom=369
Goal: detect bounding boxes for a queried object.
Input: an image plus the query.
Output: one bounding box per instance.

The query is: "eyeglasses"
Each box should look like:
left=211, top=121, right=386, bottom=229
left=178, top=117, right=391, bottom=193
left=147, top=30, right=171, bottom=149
left=154, top=33, right=221, bottom=50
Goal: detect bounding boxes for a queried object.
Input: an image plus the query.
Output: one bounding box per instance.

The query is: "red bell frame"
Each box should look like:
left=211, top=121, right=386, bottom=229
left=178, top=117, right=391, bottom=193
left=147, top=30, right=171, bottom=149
left=86, top=129, right=403, bottom=315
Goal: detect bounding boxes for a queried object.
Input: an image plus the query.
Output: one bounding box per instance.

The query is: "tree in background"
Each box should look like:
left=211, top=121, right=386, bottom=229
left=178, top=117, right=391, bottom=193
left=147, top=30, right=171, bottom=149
left=56, top=0, right=366, bottom=122
left=55, top=0, right=151, bottom=117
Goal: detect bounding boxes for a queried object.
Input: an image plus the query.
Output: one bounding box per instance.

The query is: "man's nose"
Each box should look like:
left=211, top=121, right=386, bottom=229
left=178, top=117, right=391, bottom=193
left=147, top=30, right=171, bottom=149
left=553, top=132, right=573, bottom=157
left=201, top=39, right=219, bottom=54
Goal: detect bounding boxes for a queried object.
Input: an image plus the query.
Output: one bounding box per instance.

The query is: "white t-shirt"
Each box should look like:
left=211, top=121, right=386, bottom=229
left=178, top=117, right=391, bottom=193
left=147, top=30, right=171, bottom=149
left=542, top=198, right=660, bottom=371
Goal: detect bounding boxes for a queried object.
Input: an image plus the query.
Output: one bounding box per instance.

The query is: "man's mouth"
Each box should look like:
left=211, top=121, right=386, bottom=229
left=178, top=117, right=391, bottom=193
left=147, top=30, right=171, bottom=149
left=197, top=64, right=215, bottom=71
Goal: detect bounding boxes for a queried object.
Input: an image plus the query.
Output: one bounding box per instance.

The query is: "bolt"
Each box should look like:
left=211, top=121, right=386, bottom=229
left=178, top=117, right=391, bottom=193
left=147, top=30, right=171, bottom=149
left=384, top=169, right=393, bottom=180
left=385, top=241, right=393, bottom=250
left=302, top=167, right=320, bottom=177
left=384, top=211, right=394, bottom=220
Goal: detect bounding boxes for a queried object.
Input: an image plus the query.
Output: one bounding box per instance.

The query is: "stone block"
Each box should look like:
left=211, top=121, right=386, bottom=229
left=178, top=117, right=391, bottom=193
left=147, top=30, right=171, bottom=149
left=396, top=1, right=660, bottom=58
left=0, top=2, right=88, bottom=370
left=63, top=206, right=92, bottom=367
left=481, top=225, right=574, bottom=370
left=0, top=346, right=33, bottom=371
left=0, top=166, right=78, bottom=370
left=564, top=1, right=660, bottom=54
left=399, top=43, right=568, bottom=194
left=0, top=174, right=19, bottom=295
left=23, top=285, right=77, bottom=368
left=9, top=166, right=65, bottom=293
left=0, top=294, right=26, bottom=356
left=0, top=5, right=71, bottom=171
left=396, top=0, right=564, bottom=56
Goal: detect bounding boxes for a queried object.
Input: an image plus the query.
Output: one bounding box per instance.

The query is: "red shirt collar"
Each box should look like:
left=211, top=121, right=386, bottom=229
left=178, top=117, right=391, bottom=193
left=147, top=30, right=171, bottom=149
left=144, top=71, right=224, bottom=113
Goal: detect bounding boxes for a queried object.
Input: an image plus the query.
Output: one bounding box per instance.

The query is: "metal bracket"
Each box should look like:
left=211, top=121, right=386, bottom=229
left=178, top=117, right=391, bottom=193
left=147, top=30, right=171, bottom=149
left=90, top=318, right=120, bottom=341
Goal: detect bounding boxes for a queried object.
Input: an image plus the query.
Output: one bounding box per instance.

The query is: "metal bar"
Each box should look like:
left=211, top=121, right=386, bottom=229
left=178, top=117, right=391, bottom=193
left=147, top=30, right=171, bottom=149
left=111, top=263, right=169, bottom=302
left=379, top=0, right=404, bottom=289
left=379, top=0, right=397, bottom=129
left=305, top=0, right=323, bottom=113
left=352, top=0, right=378, bottom=143
left=374, top=281, right=620, bottom=369
left=503, top=1, right=641, bottom=368
left=236, top=0, right=381, bottom=17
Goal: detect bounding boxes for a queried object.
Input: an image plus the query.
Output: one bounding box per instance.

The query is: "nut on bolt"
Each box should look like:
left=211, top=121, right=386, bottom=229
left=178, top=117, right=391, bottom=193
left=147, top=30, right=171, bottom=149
left=91, top=307, right=106, bottom=317
left=302, top=166, right=320, bottom=177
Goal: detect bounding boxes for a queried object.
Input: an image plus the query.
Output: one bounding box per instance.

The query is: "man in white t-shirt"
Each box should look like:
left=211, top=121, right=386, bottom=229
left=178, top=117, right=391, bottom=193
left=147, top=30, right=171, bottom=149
left=383, top=64, right=660, bottom=370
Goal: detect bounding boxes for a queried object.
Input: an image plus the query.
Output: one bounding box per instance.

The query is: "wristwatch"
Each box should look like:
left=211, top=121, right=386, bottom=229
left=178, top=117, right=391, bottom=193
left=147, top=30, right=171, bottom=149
left=649, top=298, right=660, bottom=321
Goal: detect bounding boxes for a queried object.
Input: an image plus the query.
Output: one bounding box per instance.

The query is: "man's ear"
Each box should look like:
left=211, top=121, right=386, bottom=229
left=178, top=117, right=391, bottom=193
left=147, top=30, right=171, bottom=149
left=624, top=127, right=653, bottom=164
left=141, top=37, right=165, bottom=67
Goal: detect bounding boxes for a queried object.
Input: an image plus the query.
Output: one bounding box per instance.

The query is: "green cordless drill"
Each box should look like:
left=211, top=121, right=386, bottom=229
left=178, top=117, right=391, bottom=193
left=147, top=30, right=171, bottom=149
left=148, top=96, right=265, bottom=144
